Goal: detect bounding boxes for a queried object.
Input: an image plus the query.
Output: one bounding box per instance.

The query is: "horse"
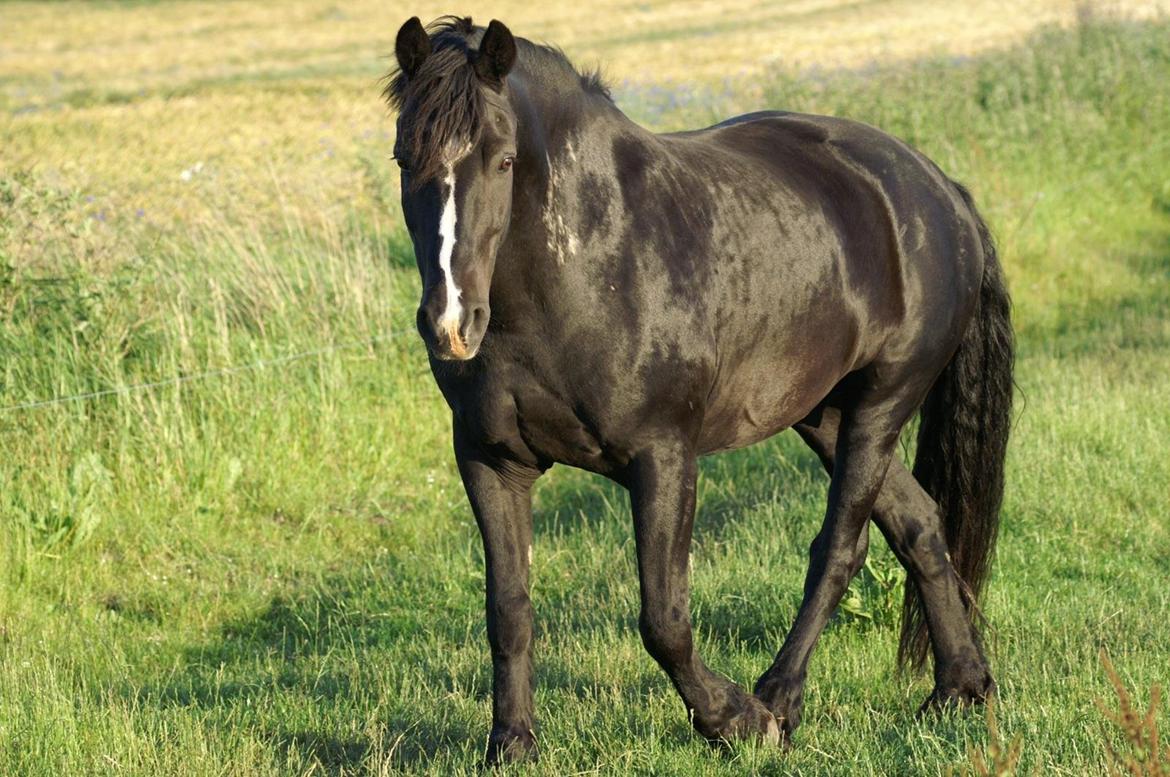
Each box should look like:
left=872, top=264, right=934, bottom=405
left=385, top=15, right=1014, bottom=764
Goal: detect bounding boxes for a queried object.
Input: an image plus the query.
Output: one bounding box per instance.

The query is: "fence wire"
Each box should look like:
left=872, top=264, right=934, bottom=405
left=0, top=329, right=413, bottom=414
left=1, top=137, right=1167, bottom=416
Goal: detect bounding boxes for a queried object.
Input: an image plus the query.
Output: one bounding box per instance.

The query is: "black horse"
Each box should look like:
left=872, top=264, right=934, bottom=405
left=387, top=16, right=1013, bottom=764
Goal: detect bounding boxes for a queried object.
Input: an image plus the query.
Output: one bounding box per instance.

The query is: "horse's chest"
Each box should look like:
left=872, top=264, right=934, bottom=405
left=457, top=381, right=615, bottom=473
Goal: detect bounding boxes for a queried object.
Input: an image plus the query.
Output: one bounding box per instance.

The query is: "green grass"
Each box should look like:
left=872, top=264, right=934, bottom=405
left=3, top=13, right=1169, bottom=776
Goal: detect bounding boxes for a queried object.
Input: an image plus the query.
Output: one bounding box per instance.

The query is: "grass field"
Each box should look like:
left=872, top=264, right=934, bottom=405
left=2, top=1, right=1169, bottom=775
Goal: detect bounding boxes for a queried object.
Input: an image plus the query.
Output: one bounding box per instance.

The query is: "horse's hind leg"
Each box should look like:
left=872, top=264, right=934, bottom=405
left=787, top=406, right=994, bottom=711
left=627, top=443, right=781, bottom=745
left=753, top=390, right=916, bottom=739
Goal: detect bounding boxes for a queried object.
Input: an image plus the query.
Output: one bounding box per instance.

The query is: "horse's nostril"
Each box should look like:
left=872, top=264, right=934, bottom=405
left=417, top=304, right=444, bottom=342
left=468, top=303, right=490, bottom=334
left=458, top=303, right=490, bottom=353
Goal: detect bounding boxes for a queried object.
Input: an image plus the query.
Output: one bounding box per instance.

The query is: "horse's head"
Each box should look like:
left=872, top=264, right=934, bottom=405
left=389, top=17, right=518, bottom=361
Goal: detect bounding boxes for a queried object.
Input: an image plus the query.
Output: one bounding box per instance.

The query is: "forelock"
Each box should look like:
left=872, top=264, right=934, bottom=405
left=384, top=18, right=485, bottom=187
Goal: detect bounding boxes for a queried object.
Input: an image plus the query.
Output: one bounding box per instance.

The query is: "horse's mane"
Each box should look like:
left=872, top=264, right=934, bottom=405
left=383, top=16, right=610, bottom=185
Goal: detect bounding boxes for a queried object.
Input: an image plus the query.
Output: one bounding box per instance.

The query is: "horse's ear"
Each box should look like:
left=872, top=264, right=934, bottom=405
left=474, top=20, right=516, bottom=90
left=395, top=17, right=431, bottom=79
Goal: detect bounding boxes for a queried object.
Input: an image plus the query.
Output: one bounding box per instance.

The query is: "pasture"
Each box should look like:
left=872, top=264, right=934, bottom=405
left=2, top=1, right=1168, bottom=774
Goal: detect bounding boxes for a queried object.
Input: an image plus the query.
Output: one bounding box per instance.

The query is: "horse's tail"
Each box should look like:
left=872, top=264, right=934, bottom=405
left=898, top=182, right=1015, bottom=671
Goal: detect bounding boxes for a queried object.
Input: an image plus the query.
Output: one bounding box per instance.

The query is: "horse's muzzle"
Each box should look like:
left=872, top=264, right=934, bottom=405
left=417, top=300, right=489, bottom=361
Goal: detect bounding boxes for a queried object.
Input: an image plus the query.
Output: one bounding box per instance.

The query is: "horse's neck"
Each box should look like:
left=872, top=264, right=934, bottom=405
left=503, top=96, right=607, bottom=287
left=510, top=75, right=642, bottom=260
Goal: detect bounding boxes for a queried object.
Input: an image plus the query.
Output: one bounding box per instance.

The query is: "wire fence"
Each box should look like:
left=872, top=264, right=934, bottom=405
left=1, top=136, right=1167, bottom=418
left=0, top=328, right=413, bottom=415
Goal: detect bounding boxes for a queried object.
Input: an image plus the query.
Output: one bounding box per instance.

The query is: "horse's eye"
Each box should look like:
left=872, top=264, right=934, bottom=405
left=498, top=155, right=515, bottom=173
left=393, top=154, right=410, bottom=172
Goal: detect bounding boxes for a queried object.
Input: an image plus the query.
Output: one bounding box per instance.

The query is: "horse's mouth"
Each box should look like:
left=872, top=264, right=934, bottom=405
left=431, top=345, right=479, bottom=362
left=430, top=326, right=480, bottom=361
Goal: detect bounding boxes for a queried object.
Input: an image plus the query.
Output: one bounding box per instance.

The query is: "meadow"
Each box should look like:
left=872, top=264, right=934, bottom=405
left=2, top=1, right=1169, bottom=774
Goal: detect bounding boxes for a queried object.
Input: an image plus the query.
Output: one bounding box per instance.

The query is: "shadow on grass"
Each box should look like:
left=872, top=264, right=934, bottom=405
left=265, top=709, right=478, bottom=775
left=269, top=730, right=370, bottom=774
left=115, top=435, right=831, bottom=773
left=123, top=221, right=1170, bottom=774
left=530, top=430, right=827, bottom=546
left=1018, top=227, right=1170, bottom=359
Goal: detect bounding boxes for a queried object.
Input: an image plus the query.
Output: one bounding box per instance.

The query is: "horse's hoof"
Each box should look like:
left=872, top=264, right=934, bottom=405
left=484, top=727, right=537, bottom=766
left=753, top=674, right=804, bottom=742
left=919, top=669, right=995, bottom=714
left=708, top=694, right=782, bottom=746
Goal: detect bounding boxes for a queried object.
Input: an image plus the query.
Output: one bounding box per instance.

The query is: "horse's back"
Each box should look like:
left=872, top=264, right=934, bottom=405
left=672, top=109, right=986, bottom=349
left=661, top=111, right=987, bottom=452
left=690, top=110, right=984, bottom=293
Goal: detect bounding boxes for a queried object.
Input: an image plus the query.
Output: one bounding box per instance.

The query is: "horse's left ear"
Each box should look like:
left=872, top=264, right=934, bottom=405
left=473, top=20, right=516, bottom=90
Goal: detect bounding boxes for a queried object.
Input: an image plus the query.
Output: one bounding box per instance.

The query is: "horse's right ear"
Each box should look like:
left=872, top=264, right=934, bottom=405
left=473, top=20, right=516, bottom=90
left=395, top=17, right=431, bottom=79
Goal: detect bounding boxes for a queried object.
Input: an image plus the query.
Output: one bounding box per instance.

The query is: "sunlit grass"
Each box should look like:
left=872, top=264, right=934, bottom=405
left=1, top=4, right=1168, bottom=775
left=1, top=0, right=1162, bottom=231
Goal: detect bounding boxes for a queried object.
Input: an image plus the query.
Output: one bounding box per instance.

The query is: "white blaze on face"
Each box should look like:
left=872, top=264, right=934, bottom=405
left=436, top=166, right=463, bottom=339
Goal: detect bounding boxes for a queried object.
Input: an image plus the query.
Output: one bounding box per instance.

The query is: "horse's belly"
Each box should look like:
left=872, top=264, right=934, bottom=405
left=699, top=379, right=820, bottom=453
left=698, top=329, right=856, bottom=454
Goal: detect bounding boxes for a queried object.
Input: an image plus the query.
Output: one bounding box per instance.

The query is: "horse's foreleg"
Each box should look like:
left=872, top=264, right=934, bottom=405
left=792, top=407, right=995, bottom=712
left=754, top=397, right=904, bottom=739
left=454, top=425, right=541, bottom=766
left=628, top=445, right=780, bottom=745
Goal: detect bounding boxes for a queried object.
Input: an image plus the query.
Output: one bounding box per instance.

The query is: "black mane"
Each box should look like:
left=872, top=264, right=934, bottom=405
left=383, top=16, right=610, bottom=184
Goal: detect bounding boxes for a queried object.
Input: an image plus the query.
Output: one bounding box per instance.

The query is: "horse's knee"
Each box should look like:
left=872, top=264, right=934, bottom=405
left=805, top=528, right=865, bottom=592
left=806, top=528, right=832, bottom=568
left=487, top=592, right=533, bottom=656
left=639, top=607, right=693, bottom=668
left=885, top=514, right=950, bottom=580
left=849, top=526, right=870, bottom=577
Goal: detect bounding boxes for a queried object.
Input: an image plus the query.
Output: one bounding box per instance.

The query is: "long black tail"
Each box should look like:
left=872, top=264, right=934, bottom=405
left=898, top=183, right=1015, bottom=671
